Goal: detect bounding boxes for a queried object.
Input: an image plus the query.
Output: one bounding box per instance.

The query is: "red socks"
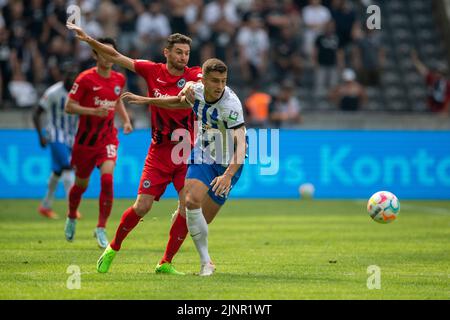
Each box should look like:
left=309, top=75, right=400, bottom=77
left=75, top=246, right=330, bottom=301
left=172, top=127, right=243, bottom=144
left=110, top=207, right=141, bottom=251
left=160, top=213, right=188, bottom=264
left=97, top=174, right=113, bottom=228
left=109, top=209, right=188, bottom=259
left=68, top=184, right=87, bottom=219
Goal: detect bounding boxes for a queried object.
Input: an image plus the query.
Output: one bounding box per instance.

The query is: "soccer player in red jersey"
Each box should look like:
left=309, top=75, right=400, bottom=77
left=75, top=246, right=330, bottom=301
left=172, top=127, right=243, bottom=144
left=412, top=50, right=450, bottom=115
left=67, top=23, right=202, bottom=274
left=64, top=37, right=133, bottom=248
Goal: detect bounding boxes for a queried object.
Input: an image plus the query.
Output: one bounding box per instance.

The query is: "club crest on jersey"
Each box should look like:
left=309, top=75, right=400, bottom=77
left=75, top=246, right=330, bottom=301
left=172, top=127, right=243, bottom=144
left=177, top=78, right=186, bottom=88
left=114, top=85, right=121, bottom=96
left=142, top=180, right=151, bottom=189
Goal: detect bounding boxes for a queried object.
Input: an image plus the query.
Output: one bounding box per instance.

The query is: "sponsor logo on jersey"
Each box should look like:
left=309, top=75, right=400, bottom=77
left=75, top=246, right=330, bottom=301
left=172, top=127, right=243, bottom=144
left=228, top=110, right=239, bottom=121
left=153, top=88, right=171, bottom=98
left=94, top=96, right=116, bottom=108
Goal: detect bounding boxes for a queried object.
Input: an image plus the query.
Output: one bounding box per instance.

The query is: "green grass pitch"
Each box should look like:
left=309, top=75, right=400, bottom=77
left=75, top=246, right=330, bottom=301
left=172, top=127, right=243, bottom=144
left=0, top=199, right=449, bottom=300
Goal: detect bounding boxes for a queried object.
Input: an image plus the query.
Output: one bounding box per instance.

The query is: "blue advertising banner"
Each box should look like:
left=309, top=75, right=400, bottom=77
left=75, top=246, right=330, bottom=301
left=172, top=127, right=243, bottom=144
left=0, top=129, right=449, bottom=199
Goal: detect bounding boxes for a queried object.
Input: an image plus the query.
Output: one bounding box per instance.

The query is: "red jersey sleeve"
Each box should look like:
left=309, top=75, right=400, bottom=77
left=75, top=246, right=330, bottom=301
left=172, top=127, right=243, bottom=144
left=425, top=72, right=436, bottom=86
left=134, top=59, right=157, bottom=78
left=68, top=73, right=88, bottom=102
left=189, top=66, right=203, bottom=82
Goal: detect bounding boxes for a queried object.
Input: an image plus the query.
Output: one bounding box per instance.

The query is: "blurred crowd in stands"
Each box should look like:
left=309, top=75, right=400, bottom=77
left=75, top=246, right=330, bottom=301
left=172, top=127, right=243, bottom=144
left=0, top=0, right=449, bottom=128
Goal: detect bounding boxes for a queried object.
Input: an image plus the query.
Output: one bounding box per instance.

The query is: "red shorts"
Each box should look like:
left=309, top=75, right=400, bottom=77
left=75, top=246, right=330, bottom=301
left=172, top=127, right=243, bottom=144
left=71, top=142, right=119, bottom=179
left=138, top=143, right=189, bottom=201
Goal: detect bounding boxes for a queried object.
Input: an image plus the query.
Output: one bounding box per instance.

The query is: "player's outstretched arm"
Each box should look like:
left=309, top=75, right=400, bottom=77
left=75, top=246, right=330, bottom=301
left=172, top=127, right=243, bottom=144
left=65, top=98, right=109, bottom=117
left=66, top=22, right=135, bottom=72
left=121, top=92, right=192, bottom=109
left=115, top=99, right=133, bottom=134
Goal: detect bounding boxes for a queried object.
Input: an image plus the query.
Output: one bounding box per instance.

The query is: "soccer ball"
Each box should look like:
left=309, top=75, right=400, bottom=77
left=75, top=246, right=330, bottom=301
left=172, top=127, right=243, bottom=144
left=367, top=191, right=400, bottom=224
left=299, top=183, right=315, bottom=199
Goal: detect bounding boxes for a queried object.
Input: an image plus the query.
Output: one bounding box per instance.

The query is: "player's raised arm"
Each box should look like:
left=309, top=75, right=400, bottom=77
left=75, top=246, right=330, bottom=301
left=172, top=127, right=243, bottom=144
left=411, top=49, right=429, bottom=77
left=67, top=22, right=135, bottom=72
left=121, top=92, right=192, bottom=109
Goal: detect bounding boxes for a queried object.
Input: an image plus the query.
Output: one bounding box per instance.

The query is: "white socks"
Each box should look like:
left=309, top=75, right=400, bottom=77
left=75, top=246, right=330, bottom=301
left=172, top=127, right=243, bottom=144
left=62, top=171, right=75, bottom=196
left=42, top=171, right=75, bottom=208
left=186, top=207, right=211, bottom=264
left=42, top=173, right=59, bottom=208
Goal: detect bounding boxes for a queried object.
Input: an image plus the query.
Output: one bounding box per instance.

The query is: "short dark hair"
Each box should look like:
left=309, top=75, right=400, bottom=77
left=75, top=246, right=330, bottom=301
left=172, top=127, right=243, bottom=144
left=93, top=37, right=118, bottom=54
left=202, top=58, right=227, bottom=76
left=166, top=33, right=192, bottom=50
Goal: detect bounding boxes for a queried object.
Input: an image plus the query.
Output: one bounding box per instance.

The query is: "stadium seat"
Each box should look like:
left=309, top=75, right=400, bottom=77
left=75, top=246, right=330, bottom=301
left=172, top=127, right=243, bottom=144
left=382, top=72, right=401, bottom=86
left=404, top=72, right=423, bottom=86
left=365, top=101, right=382, bottom=111
left=386, top=0, right=404, bottom=12
left=369, top=0, right=449, bottom=112
left=409, top=0, right=429, bottom=11
left=389, top=99, right=410, bottom=112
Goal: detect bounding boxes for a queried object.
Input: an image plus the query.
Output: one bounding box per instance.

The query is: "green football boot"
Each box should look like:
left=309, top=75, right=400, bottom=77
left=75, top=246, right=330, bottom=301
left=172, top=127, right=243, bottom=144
left=97, top=245, right=117, bottom=273
left=155, top=262, right=185, bottom=275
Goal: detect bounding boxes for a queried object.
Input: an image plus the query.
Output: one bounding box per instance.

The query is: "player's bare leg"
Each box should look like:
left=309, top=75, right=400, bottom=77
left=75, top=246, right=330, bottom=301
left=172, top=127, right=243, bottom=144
left=94, top=160, right=115, bottom=248
left=185, top=179, right=215, bottom=276
left=156, top=189, right=188, bottom=275
left=65, top=176, right=89, bottom=242
left=97, top=194, right=154, bottom=273
left=202, top=195, right=221, bottom=224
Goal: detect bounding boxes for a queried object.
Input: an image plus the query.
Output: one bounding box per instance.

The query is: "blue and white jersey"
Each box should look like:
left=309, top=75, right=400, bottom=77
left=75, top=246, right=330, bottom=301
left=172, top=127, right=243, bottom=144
left=189, top=82, right=245, bottom=166
left=39, top=82, right=78, bottom=146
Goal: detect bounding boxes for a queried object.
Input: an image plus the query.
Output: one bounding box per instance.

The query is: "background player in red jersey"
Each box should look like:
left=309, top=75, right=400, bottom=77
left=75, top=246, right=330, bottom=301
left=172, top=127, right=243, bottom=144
left=64, top=37, right=133, bottom=249
left=67, top=23, right=202, bottom=274
left=412, top=50, right=450, bottom=115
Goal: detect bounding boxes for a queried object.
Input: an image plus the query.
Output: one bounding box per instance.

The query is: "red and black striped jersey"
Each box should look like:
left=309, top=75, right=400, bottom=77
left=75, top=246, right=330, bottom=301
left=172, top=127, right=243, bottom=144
left=133, top=60, right=202, bottom=146
left=68, top=67, right=126, bottom=147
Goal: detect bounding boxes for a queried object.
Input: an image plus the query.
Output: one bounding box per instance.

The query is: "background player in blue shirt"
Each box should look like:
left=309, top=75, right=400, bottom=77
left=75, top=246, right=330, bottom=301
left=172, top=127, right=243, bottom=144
left=32, top=64, right=80, bottom=219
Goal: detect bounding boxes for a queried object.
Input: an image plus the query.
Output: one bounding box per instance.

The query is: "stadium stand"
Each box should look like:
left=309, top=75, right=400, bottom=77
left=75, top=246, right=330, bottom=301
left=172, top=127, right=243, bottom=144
left=0, top=0, right=449, bottom=129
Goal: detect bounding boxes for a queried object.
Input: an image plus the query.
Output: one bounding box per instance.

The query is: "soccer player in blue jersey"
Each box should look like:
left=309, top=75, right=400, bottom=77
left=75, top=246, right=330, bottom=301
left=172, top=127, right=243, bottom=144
left=122, top=58, right=246, bottom=276
left=32, top=65, right=81, bottom=219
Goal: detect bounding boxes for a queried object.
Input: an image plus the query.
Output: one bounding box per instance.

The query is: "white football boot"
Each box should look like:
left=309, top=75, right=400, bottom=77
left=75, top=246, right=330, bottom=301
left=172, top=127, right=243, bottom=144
left=199, top=261, right=216, bottom=276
